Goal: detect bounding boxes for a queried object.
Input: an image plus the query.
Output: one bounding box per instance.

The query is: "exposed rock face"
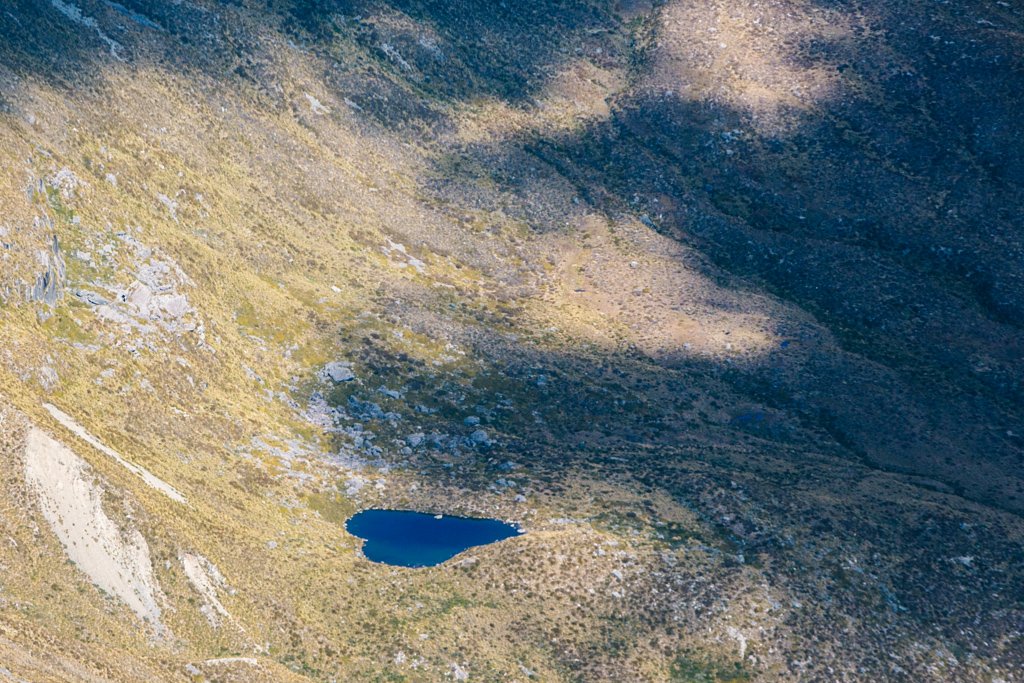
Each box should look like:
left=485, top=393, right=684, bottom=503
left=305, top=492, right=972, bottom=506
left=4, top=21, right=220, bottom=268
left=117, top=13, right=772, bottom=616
left=89, top=236, right=201, bottom=341
left=180, top=553, right=232, bottom=627
left=43, top=403, right=186, bottom=505
left=28, top=234, right=64, bottom=307
left=22, top=427, right=165, bottom=634
left=321, top=361, right=355, bottom=383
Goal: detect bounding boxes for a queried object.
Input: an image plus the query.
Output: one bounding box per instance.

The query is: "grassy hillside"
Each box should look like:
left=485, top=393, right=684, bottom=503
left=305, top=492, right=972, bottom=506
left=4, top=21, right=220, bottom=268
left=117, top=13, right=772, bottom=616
left=0, top=0, right=1021, bottom=680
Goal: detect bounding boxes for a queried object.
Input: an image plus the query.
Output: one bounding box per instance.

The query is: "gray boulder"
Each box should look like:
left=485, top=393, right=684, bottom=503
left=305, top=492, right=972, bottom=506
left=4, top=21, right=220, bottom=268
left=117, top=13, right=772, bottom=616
left=322, top=361, right=355, bottom=383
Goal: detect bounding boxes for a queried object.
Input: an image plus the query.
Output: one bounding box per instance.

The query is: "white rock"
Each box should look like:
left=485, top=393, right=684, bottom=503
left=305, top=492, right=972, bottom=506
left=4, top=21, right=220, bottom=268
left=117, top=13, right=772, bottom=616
left=181, top=553, right=231, bottom=627
left=305, top=93, right=331, bottom=115
left=23, top=427, right=166, bottom=633
left=156, top=293, right=189, bottom=318
left=125, top=282, right=153, bottom=309
left=42, top=403, right=186, bottom=504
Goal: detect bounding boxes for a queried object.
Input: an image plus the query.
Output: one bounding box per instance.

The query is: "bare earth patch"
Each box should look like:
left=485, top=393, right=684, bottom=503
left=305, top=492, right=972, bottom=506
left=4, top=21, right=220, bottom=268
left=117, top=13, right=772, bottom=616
left=22, top=426, right=165, bottom=635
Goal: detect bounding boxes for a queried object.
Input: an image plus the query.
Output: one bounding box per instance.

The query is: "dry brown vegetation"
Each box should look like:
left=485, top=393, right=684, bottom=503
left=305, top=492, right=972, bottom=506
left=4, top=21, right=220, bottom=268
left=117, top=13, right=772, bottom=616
left=0, top=0, right=1021, bottom=680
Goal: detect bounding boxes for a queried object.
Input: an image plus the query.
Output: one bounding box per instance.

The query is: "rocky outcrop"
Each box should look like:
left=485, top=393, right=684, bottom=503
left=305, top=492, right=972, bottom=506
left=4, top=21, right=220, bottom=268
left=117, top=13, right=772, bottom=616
left=27, top=233, right=64, bottom=307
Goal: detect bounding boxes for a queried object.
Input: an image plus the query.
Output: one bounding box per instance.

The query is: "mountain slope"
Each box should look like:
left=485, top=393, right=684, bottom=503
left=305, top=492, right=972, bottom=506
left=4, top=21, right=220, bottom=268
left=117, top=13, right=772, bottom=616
left=0, top=0, right=1021, bottom=680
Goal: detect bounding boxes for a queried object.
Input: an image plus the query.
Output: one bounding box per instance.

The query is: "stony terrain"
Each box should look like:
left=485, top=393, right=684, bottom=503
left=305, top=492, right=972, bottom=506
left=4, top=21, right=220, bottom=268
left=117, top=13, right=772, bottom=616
left=0, top=0, right=1021, bottom=681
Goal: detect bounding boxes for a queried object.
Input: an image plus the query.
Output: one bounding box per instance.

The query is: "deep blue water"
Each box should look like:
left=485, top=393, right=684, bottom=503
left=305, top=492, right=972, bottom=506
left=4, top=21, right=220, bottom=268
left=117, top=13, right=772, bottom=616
left=346, top=509, right=522, bottom=567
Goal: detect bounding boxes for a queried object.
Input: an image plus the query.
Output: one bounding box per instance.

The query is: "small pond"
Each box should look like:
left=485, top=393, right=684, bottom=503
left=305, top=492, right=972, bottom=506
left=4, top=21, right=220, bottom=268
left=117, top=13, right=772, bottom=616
left=346, top=509, right=522, bottom=567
